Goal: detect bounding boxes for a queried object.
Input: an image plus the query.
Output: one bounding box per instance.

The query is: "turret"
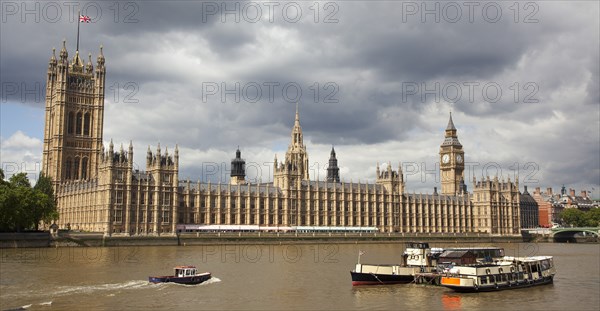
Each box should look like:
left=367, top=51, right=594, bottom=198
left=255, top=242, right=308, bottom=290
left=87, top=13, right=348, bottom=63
left=86, top=53, right=94, bottom=73
left=326, top=146, right=340, bottom=183
left=128, top=141, right=134, bottom=166
left=230, top=147, right=246, bottom=185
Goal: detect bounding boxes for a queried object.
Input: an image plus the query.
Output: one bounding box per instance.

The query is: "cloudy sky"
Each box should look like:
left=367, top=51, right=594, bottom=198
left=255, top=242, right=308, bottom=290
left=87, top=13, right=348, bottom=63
left=1, top=1, right=598, bottom=197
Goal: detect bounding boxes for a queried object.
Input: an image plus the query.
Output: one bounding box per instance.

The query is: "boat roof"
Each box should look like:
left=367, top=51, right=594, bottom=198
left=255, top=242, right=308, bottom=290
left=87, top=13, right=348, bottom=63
left=446, top=247, right=503, bottom=250
left=503, top=256, right=553, bottom=262
left=175, top=265, right=196, bottom=269
left=439, top=250, right=476, bottom=258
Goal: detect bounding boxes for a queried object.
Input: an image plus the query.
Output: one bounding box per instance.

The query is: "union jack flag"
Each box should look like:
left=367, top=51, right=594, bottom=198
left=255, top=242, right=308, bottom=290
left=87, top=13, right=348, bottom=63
left=79, top=15, right=91, bottom=23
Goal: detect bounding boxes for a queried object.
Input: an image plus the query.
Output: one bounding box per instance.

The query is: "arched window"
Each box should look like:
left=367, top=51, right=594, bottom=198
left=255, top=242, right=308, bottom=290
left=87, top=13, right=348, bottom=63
left=67, top=112, right=75, bottom=134
left=65, top=158, right=72, bottom=180
left=81, top=157, right=88, bottom=180
left=73, top=157, right=80, bottom=180
left=83, top=113, right=91, bottom=136
left=76, top=112, right=83, bottom=135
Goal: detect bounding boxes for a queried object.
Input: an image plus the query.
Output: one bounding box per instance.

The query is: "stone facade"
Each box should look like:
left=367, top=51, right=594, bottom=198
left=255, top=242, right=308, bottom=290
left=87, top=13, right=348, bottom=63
left=42, top=43, right=522, bottom=236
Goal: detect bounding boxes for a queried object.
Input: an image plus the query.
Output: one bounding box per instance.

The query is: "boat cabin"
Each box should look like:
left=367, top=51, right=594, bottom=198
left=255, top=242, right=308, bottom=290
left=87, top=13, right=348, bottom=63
left=439, top=250, right=477, bottom=266
left=174, top=266, right=197, bottom=277
left=403, top=242, right=435, bottom=267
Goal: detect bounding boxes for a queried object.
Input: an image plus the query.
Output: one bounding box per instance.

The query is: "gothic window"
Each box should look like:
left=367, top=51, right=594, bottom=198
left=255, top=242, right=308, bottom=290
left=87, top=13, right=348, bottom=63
left=67, top=112, right=75, bottom=134
left=83, top=113, right=91, bottom=136
left=76, top=112, right=83, bottom=135
left=73, top=157, right=80, bottom=180
left=81, top=157, right=88, bottom=180
left=65, top=158, right=72, bottom=180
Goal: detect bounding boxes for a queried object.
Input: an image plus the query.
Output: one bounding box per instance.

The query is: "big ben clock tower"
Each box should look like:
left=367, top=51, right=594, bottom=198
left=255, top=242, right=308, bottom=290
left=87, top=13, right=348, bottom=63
left=439, top=113, right=465, bottom=195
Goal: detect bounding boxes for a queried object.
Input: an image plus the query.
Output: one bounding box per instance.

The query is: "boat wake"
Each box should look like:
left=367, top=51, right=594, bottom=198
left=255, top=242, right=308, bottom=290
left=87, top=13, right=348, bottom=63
left=2, top=301, right=52, bottom=311
left=51, top=280, right=151, bottom=296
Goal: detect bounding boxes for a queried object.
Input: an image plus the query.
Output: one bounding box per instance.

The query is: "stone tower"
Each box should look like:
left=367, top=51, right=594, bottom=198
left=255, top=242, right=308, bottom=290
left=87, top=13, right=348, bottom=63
left=439, top=112, right=465, bottom=195
left=145, top=144, right=179, bottom=234
left=326, top=146, right=340, bottom=183
left=376, top=162, right=405, bottom=194
left=274, top=104, right=310, bottom=188
left=42, top=40, right=105, bottom=185
left=230, top=148, right=246, bottom=185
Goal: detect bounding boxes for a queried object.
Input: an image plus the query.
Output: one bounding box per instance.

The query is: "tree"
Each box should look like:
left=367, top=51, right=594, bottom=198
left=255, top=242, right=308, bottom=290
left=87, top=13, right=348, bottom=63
left=559, top=208, right=587, bottom=227
left=586, top=208, right=600, bottom=227
left=0, top=171, right=58, bottom=232
left=33, top=174, right=58, bottom=229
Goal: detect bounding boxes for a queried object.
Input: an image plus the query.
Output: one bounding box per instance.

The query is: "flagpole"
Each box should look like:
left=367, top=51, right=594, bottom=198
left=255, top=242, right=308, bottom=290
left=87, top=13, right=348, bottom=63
left=76, top=10, right=80, bottom=52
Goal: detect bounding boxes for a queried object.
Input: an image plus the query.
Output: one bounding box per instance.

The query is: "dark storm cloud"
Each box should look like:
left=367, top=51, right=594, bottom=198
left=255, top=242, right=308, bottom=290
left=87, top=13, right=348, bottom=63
left=1, top=1, right=598, bottom=191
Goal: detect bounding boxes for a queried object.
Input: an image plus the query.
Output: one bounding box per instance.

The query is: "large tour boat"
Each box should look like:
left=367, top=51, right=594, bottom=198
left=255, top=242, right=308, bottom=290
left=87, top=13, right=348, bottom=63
left=149, top=265, right=211, bottom=285
left=440, top=256, right=555, bottom=292
left=350, top=242, right=506, bottom=286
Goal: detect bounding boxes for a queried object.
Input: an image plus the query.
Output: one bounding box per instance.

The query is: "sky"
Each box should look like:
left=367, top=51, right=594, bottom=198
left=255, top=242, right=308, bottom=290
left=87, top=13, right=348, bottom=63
left=1, top=1, right=599, bottom=197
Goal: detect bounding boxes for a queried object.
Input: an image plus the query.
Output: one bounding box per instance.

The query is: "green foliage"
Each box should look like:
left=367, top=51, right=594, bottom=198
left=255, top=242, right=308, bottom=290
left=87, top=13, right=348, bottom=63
left=0, top=169, right=58, bottom=232
left=559, top=207, right=600, bottom=227
left=33, top=174, right=58, bottom=228
left=587, top=208, right=600, bottom=227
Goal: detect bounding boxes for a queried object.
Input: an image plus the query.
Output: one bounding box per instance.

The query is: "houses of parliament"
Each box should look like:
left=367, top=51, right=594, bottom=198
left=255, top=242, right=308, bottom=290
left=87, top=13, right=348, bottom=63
left=42, top=41, right=522, bottom=236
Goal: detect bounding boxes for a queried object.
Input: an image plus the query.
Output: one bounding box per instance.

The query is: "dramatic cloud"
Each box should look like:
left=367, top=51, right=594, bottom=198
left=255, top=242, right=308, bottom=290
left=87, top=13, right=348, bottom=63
left=1, top=1, right=598, bottom=195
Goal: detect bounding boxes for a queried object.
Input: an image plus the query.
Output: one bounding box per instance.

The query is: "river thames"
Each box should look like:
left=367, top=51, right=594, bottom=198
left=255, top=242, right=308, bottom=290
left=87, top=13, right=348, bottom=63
left=1, top=242, right=598, bottom=310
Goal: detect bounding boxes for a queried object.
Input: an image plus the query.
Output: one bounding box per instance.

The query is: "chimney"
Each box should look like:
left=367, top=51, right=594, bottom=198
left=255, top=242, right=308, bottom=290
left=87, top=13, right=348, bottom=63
left=581, top=190, right=587, bottom=198
left=546, top=187, right=553, bottom=195
left=570, top=188, right=576, bottom=197
left=535, top=187, right=541, bottom=195
left=524, top=185, right=529, bottom=194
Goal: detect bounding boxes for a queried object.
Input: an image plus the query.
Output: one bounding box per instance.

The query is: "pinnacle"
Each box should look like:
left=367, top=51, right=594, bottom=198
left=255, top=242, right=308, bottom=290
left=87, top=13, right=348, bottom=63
left=446, top=112, right=456, bottom=131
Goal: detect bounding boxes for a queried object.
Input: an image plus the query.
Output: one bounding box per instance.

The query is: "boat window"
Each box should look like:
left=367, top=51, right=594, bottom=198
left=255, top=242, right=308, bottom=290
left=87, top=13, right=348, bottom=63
left=480, top=276, right=488, bottom=284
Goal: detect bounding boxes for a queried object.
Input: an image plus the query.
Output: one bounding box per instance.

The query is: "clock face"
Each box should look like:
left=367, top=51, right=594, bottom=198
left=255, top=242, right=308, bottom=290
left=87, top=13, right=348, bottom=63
left=442, top=154, right=450, bottom=164
left=456, top=154, right=463, bottom=163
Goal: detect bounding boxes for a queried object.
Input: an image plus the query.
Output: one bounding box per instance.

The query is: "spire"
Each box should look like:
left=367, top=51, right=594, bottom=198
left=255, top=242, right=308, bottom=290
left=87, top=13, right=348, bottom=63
left=86, top=53, right=93, bottom=73
left=327, top=145, right=340, bottom=183
left=290, top=103, right=304, bottom=148
left=442, top=111, right=461, bottom=146
left=96, top=45, right=105, bottom=67
left=50, top=48, right=56, bottom=63
left=59, top=39, right=68, bottom=61
left=446, top=112, right=456, bottom=131
left=72, top=50, right=83, bottom=67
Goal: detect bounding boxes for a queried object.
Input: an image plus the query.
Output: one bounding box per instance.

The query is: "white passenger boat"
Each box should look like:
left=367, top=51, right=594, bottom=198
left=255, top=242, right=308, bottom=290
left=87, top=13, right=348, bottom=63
left=440, top=256, right=555, bottom=292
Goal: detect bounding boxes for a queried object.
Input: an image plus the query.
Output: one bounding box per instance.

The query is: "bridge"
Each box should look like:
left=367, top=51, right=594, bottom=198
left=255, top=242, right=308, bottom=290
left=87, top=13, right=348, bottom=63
left=551, top=227, right=600, bottom=242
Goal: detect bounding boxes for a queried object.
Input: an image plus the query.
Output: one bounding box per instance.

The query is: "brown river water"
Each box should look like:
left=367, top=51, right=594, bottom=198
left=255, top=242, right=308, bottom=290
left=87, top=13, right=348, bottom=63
left=1, top=242, right=598, bottom=310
